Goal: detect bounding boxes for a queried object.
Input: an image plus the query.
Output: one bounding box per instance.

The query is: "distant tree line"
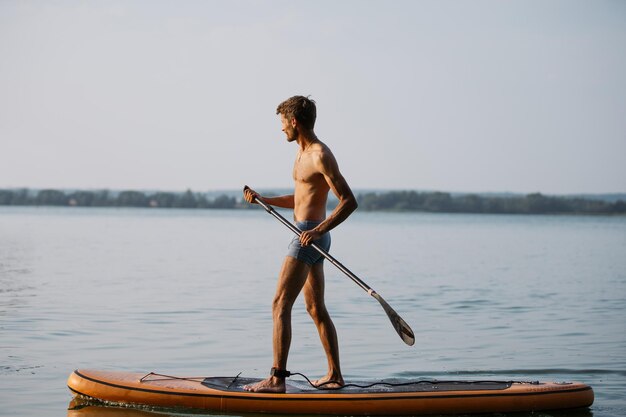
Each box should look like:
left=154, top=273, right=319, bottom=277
left=0, top=189, right=238, bottom=209
left=1, top=188, right=625, bottom=214
left=356, top=191, right=626, bottom=215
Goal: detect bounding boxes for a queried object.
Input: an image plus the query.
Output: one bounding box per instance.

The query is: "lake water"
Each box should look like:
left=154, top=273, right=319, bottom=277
left=1, top=207, right=625, bottom=417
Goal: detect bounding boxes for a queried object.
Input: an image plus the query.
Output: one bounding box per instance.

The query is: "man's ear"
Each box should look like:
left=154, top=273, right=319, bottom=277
left=291, top=117, right=297, bottom=128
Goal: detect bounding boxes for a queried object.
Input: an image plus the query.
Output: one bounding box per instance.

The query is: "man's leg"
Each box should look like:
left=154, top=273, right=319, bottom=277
left=303, top=262, right=344, bottom=388
left=244, top=257, right=310, bottom=393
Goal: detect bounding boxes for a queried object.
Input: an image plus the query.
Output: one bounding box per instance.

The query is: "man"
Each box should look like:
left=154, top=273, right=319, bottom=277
left=243, top=95, right=358, bottom=393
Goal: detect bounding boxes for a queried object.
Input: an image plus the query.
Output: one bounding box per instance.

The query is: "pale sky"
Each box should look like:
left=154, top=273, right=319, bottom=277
left=1, top=0, right=625, bottom=194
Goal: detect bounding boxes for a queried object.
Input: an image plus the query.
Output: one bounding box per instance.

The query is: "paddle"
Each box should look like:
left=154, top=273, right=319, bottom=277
left=244, top=186, right=415, bottom=346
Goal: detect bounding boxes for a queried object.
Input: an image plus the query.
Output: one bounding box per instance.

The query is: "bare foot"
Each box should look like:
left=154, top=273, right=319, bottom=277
left=312, top=374, right=345, bottom=389
left=243, top=376, right=286, bottom=393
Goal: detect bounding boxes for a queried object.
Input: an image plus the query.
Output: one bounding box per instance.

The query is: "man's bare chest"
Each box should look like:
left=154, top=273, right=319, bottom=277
left=293, top=157, right=322, bottom=183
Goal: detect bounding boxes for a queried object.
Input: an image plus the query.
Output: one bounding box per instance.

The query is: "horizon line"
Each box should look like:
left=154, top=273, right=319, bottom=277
left=1, top=186, right=625, bottom=197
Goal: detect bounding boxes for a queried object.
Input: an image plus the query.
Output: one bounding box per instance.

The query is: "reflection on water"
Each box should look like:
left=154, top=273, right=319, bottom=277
left=68, top=400, right=166, bottom=417
left=0, top=207, right=624, bottom=416
left=68, top=398, right=596, bottom=417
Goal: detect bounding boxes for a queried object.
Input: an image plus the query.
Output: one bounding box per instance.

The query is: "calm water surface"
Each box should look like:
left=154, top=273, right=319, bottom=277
left=1, top=207, right=625, bottom=416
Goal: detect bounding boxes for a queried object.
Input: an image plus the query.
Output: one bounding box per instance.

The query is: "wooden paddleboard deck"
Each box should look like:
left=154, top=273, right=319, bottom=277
left=68, top=369, right=594, bottom=415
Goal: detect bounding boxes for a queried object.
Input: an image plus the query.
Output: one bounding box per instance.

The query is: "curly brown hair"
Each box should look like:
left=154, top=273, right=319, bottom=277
left=276, top=95, right=317, bottom=130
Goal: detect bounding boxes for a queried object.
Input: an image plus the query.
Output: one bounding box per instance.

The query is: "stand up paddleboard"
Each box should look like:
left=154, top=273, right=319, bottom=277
left=68, top=369, right=593, bottom=415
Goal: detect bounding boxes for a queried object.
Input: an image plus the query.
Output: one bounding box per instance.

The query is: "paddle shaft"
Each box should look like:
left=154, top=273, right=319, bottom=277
left=244, top=186, right=415, bottom=346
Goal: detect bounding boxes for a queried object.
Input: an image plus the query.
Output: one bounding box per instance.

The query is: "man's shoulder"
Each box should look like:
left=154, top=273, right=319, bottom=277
left=309, top=142, right=340, bottom=174
left=311, top=140, right=335, bottom=159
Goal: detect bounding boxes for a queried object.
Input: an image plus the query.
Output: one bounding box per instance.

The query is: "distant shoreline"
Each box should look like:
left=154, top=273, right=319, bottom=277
left=1, top=188, right=625, bottom=215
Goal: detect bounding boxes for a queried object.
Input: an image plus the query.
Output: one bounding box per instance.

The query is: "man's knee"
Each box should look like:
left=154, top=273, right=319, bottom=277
left=272, top=293, right=294, bottom=320
left=272, top=294, right=285, bottom=313
left=305, top=301, right=328, bottom=324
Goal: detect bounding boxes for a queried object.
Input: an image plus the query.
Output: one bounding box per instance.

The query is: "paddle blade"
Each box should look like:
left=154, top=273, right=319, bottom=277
left=371, top=291, right=415, bottom=346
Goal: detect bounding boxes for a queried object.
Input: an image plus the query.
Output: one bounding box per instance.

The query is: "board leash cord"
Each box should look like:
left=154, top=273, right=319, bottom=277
left=138, top=371, right=537, bottom=391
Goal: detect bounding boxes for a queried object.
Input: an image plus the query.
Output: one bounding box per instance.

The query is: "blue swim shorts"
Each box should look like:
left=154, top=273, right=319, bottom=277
left=287, top=220, right=331, bottom=265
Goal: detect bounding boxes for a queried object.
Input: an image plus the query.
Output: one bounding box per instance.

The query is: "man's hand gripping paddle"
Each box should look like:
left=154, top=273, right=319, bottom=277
left=244, top=186, right=415, bottom=346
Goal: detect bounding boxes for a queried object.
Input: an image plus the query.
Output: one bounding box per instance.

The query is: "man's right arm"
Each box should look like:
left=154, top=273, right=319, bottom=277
left=243, top=187, right=295, bottom=209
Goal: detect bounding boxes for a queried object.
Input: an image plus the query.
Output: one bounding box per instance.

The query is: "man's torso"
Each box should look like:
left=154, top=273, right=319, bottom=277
left=292, top=141, right=331, bottom=222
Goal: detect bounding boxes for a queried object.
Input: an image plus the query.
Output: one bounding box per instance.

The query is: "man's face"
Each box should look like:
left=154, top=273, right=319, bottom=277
left=280, top=114, right=297, bottom=142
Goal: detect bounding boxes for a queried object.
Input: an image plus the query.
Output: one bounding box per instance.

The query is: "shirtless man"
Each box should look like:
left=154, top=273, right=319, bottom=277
left=243, top=96, right=358, bottom=393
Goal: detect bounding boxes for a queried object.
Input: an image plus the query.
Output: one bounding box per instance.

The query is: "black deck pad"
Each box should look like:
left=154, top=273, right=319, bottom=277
left=201, top=377, right=513, bottom=394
